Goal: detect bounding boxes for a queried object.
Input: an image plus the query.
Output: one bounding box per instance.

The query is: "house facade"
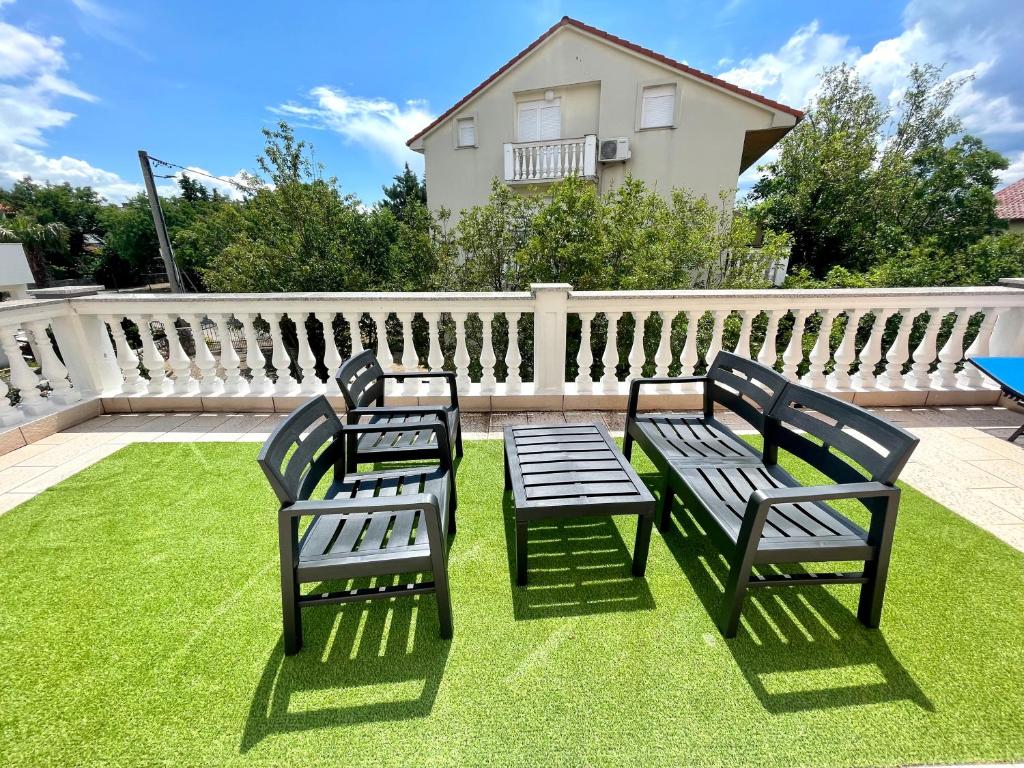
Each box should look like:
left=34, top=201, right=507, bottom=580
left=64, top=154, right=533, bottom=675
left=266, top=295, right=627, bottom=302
left=407, top=17, right=803, bottom=218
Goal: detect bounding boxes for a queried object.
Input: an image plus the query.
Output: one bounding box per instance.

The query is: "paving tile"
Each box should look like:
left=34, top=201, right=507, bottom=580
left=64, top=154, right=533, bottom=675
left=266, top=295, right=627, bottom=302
left=965, top=459, right=1024, bottom=488
left=961, top=436, right=1024, bottom=463
left=0, top=465, right=52, bottom=493
left=562, top=410, right=605, bottom=425
left=972, top=487, right=1024, bottom=521
left=0, top=442, right=59, bottom=469
left=989, top=524, right=1024, bottom=552
left=460, top=413, right=489, bottom=438
left=14, top=435, right=114, bottom=467
left=0, top=492, right=36, bottom=515
left=16, top=444, right=123, bottom=494
left=526, top=412, right=567, bottom=425
left=489, top=412, right=527, bottom=429
left=0, top=428, right=28, bottom=456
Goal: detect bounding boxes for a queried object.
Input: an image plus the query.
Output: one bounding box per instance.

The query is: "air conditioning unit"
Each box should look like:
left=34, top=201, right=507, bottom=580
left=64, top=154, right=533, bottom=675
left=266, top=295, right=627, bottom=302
left=598, top=137, right=630, bottom=162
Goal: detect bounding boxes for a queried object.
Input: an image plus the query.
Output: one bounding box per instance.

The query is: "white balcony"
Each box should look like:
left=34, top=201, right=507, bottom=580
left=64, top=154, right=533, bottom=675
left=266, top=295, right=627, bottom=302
left=503, top=135, right=597, bottom=183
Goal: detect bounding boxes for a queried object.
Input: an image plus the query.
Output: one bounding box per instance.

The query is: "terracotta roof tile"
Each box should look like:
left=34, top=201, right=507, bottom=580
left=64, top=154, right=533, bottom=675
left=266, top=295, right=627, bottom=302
left=996, top=177, right=1024, bottom=221
left=407, top=16, right=803, bottom=148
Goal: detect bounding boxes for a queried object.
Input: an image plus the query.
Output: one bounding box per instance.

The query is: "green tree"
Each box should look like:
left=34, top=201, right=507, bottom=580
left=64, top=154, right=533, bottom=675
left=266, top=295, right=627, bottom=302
left=456, top=179, right=538, bottom=290
left=380, top=163, right=427, bottom=221
left=752, top=63, right=1008, bottom=277
left=0, top=214, right=69, bottom=287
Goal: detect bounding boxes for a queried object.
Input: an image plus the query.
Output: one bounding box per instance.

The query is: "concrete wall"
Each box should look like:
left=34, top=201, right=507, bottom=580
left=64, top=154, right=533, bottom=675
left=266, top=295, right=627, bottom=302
left=1008, top=220, right=1024, bottom=234
left=420, top=25, right=796, bottom=218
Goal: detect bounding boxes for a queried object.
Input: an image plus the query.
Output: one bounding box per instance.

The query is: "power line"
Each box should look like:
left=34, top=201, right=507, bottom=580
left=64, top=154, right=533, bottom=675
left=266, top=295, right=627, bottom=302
left=147, top=155, right=250, bottom=191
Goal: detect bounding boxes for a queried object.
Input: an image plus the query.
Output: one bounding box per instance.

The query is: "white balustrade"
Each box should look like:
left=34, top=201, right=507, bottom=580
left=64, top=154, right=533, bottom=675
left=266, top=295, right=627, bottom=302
left=503, top=136, right=596, bottom=182
left=0, top=283, right=1021, bottom=425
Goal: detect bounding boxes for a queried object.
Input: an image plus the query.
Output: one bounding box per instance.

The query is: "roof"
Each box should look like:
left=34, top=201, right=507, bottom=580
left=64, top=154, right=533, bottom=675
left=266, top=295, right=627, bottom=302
left=995, top=177, right=1024, bottom=221
left=406, top=16, right=804, bottom=148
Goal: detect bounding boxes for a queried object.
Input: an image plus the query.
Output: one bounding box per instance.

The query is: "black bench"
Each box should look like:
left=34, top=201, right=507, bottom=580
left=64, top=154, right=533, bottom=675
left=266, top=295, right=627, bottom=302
left=503, top=422, right=655, bottom=586
left=626, top=354, right=919, bottom=638
left=258, top=395, right=456, bottom=654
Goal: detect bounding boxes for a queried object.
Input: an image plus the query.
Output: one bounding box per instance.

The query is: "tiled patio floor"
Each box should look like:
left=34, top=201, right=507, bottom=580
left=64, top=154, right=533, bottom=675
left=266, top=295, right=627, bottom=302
left=1, top=405, right=1023, bottom=553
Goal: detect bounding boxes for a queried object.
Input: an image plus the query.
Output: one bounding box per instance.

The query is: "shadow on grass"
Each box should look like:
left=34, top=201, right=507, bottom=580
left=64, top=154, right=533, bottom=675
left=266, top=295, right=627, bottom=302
left=656, top=484, right=932, bottom=714
left=239, top=591, right=450, bottom=753
left=502, top=492, right=655, bottom=620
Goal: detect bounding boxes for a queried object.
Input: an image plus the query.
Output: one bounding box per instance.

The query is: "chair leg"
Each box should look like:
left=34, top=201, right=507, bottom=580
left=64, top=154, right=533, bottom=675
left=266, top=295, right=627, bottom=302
left=623, top=431, right=634, bottom=460
left=658, top=482, right=674, bottom=532
left=432, top=554, right=454, bottom=640
left=1010, top=422, right=1024, bottom=443
left=718, top=559, right=752, bottom=638
left=455, top=424, right=464, bottom=457
left=448, top=496, right=457, bottom=536
left=858, top=496, right=898, bottom=628
left=281, top=572, right=302, bottom=655
left=516, top=520, right=529, bottom=586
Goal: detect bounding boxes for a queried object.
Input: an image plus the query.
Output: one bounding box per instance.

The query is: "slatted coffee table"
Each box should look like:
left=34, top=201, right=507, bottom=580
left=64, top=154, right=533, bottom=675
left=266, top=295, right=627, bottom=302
left=503, top=422, right=656, bottom=586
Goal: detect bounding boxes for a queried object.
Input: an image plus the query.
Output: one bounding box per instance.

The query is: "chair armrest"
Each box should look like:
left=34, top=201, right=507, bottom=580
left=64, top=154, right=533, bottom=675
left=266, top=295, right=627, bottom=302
left=380, top=371, right=460, bottom=409
left=627, top=376, right=707, bottom=420
left=347, top=405, right=452, bottom=430
left=340, top=418, right=453, bottom=472
left=282, top=492, right=440, bottom=520
left=747, top=481, right=899, bottom=508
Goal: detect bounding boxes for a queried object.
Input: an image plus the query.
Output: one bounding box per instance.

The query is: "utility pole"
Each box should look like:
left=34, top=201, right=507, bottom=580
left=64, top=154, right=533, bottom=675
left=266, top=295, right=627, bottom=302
left=138, top=149, right=184, bottom=293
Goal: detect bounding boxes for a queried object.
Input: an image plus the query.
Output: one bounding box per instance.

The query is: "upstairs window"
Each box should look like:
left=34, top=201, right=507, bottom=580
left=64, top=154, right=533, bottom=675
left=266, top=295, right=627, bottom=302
left=640, top=83, right=676, bottom=129
left=517, top=98, right=561, bottom=142
left=456, top=116, right=476, bottom=147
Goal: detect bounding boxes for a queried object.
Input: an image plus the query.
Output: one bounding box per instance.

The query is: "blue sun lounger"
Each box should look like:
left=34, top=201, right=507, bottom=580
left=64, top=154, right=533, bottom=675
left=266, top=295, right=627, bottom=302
left=967, top=357, right=1024, bottom=442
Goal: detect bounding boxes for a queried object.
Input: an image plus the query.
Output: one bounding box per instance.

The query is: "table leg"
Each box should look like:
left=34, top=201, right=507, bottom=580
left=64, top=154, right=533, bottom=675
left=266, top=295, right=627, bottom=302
left=632, top=513, right=653, bottom=577
left=516, top=520, right=528, bottom=585
left=504, top=448, right=511, bottom=490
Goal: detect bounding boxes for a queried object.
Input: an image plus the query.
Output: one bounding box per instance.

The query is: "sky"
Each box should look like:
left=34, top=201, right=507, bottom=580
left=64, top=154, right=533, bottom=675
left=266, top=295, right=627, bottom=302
left=1, top=0, right=1023, bottom=204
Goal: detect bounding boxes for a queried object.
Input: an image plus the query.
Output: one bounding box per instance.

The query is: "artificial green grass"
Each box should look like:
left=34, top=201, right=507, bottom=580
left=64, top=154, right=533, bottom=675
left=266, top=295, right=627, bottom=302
left=1, top=440, right=1023, bottom=768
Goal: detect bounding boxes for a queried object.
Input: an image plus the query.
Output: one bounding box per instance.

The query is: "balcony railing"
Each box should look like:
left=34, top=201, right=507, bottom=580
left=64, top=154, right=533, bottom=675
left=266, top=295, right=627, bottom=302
left=503, top=135, right=597, bottom=183
left=1, top=283, right=1023, bottom=426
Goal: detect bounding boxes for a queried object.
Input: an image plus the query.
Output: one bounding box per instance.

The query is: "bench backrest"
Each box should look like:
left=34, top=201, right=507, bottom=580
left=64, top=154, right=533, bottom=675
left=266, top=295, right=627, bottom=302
left=257, top=395, right=343, bottom=505
left=336, top=350, right=385, bottom=411
left=767, top=383, right=919, bottom=485
left=705, top=351, right=789, bottom=434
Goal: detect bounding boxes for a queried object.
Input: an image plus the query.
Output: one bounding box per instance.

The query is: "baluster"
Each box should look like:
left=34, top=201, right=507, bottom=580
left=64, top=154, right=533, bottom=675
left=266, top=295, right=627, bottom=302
left=238, top=313, right=271, bottom=396
left=213, top=315, right=245, bottom=395
left=135, top=316, right=168, bottom=396
left=851, top=309, right=891, bottom=390
left=370, top=312, right=396, bottom=396
left=827, top=309, right=865, bottom=390
left=575, top=312, right=595, bottom=394
left=704, top=310, right=727, bottom=371
left=802, top=309, right=837, bottom=389
left=423, top=312, right=446, bottom=396
left=158, top=315, right=196, bottom=394
left=0, top=373, right=20, bottom=425
left=185, top=314, right=222, bottom=395
left=781, top=309, right=810, bottom=381
left=343, top=311, right=364, bottom=356
left=315, top=312, right=342, bottom=395
left=733, top=310, right=755, bottom=359
left=526, top=147, right=534, bottom=180
left=505, top=312, right=523, bottom=395
left=290, top=312, right=320, bottom=394
left=678, top=310, right=700, bottom=381
left=601, top=311, right=622, bottom=392
left=757, top=309, right=784, bottom=372
left=628, top=311, right=649, bottom=380
left=933, top=307, right=971, bottom=388
left=908, top=308, right=944, bottom=389
left=479, top=312, right=497, bottom=394
left=961, top=308, right=1000, bottom=388
left=264, top=312, right=298, bottom=395
left=398, top=312, right=419, bottom=396
left=879, top=309, right=916, bottom=389
left=452, top=312, right=471, bottom=393
left=104, top=315, right=146, bottom=395
left=0, top=323, right=50, bottom=413
left=654, top=311, right=674, bottom=392
left=27, top=319, right=80, bottom=404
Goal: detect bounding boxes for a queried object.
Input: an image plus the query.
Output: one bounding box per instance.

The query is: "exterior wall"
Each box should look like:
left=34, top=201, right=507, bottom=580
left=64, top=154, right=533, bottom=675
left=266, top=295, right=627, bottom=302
left=420, top=26, right=795, bottom=218
left=1008, top=220, right=1024, bottom=234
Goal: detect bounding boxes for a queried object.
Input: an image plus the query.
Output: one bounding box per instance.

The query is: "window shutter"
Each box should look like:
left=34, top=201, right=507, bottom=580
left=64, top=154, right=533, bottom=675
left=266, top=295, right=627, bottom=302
left=641, top=84, right=676, bottom=128
left=518, top=102, right=539, bottom=142
left=457, top=118, right=475, bottom=147
left=538, top=103, right=560, bottom=140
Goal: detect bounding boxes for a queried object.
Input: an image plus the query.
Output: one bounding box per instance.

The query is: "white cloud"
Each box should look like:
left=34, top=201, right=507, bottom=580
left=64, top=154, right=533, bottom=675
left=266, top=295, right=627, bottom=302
left=153, top=166, right=250, bottom=201
left=999, top=151, right=1024, bottom=186
left=272, top=87, right=434, bottom=169
left=718, top=0, right=1024, bottom=188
